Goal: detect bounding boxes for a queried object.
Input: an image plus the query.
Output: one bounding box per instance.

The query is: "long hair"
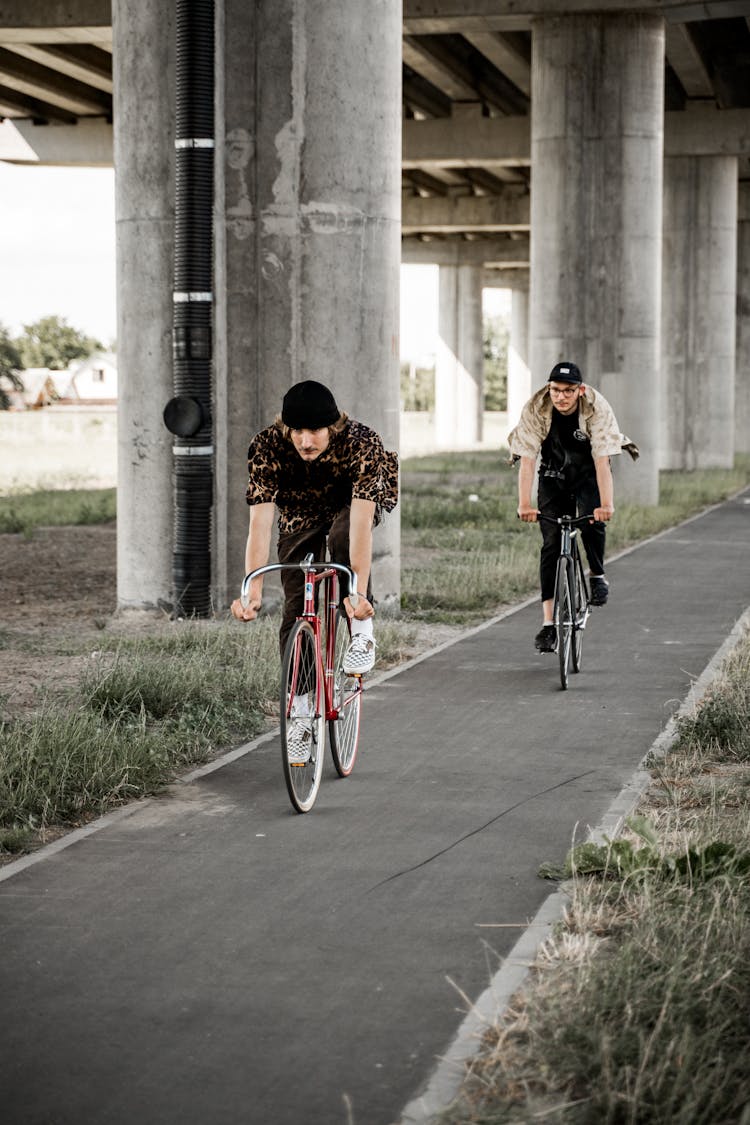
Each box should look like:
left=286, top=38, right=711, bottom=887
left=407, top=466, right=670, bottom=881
left=274, top=412, right=349, bottom=440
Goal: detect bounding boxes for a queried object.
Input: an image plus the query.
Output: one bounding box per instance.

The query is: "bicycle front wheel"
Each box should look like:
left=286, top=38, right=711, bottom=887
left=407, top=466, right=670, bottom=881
left=280, top=620, right=325, bottom=813
left=571, top=545, right=588, bottom=673
left=555, top=558, right=573, bottom=691
left=328, top=611, right=362, bottom=777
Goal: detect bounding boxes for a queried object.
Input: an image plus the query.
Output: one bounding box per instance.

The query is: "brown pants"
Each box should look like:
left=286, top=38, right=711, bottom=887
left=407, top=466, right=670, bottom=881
left=276, top=508, right=373, bottom=655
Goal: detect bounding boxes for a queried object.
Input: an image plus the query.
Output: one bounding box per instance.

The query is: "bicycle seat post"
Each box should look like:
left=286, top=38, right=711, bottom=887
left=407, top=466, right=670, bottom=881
left=302, top=557, right=316, bottom=617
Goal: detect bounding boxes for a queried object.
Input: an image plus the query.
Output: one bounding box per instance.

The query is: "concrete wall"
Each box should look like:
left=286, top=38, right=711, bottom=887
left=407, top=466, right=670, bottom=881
left=530, top=14, right=664, bottom=504
left=0, top=407, right=117, bottom=492
left=737, top=182, right=750, bottom=456
left=112, top=0, right=175, bottom=611
left=661, top=155, right=737, bottom=469
left=401, top=411, right=509, bottom=459
left=0, top=409, right=511, bottom=493
left=213, top=0, right=402, bottom=609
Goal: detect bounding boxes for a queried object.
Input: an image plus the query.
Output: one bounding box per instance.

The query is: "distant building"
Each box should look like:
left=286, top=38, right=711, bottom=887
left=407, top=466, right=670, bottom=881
left=65, top=351, right=118, bottom=404
left=5, top=352, right=118, bottom=409
left=5, top=368, right=63, bottom=410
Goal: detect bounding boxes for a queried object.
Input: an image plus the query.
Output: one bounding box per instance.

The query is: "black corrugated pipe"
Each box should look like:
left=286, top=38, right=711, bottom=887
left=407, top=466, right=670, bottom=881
left=163, top=0, right=214, bottom=616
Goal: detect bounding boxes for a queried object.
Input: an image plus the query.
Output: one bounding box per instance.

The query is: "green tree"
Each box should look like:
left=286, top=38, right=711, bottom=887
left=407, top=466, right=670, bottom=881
left=0, top=323, right=24, bottom=410
left=400, top=360, right=435, bottom=411
left=17, top=315, right=103, bottom=370
left=483, top=312, right=509, bottom=411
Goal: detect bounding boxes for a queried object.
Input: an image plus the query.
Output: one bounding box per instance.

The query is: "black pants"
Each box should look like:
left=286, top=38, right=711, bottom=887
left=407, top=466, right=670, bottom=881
left=537, top=473, right=605, bottom=602
left=276, top=508, right=372, bottom=656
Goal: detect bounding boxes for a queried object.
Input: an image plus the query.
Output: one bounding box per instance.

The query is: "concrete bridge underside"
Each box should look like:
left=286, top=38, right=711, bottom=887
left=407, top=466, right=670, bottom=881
left=1, top=0, right=749, bottom=611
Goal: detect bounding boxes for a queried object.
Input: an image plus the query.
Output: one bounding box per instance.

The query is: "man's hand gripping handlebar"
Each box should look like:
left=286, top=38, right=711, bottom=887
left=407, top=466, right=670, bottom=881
left=230, top=556, right=364, bottom=623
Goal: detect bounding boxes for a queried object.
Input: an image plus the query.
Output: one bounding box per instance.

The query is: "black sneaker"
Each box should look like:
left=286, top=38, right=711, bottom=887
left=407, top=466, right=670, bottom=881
left=534, top=624, right=557, bottom=653
left=589, top=576, right=609, bottom=606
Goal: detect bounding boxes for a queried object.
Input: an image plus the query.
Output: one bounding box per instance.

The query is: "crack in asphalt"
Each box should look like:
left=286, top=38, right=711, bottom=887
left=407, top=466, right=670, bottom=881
left=368, top=769, right=598, bottom=892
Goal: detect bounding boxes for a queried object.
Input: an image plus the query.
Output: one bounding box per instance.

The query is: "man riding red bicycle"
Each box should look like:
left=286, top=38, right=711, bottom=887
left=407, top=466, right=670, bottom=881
left=230, top=379, right=398, bottom=677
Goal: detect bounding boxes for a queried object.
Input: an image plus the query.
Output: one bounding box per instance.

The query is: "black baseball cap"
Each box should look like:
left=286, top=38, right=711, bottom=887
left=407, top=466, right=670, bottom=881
left=281, top=380, right=340, bottom=429
left=548, top=361, right=582, bottom=385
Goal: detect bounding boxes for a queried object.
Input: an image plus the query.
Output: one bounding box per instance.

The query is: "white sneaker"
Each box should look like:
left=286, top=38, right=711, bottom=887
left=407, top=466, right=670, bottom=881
left=343, top=634, right=376, bottom=675
left=286, top=718, right=311, bottom=764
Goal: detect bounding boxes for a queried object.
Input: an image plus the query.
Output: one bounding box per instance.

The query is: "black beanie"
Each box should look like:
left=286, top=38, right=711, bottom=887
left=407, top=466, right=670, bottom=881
left=548, top=361, right=582, bottom=384
left=281, top=380, right=340, bottom=429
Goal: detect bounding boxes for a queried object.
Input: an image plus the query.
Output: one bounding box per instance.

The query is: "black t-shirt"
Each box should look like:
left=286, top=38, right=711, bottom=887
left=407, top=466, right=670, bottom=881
left=540, top=408, right=595, bottom=484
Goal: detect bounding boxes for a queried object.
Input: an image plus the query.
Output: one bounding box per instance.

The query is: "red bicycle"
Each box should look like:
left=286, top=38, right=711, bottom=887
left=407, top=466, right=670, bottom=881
left=241, top=553, right=364, bottom=812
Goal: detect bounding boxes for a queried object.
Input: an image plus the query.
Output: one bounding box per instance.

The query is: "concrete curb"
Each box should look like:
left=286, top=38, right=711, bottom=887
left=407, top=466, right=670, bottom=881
left=397, top=603, right=750, bottom=1124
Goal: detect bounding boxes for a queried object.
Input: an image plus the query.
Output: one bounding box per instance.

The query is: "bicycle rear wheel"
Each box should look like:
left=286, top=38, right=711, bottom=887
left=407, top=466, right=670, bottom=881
left=280, top=620, right=325, bottom=813
left=328, top=611, right=362, bottom=777
left=555, top=558, right=573, bottom=691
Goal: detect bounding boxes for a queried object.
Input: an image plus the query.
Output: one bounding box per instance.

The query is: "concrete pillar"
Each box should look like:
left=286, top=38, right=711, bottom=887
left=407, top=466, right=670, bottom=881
left=530, top=15, right=664, bottom=504
left=214, top=0, right=402, bottom=608
left=736, top=183, right=750, bottom=456
left=661, top=156, right=737, bottom=469
left=112, top=0, right=174, bottom=610
left=507, top=288, right=530, bottom=430
left=435, top=265, right=484, bottom=448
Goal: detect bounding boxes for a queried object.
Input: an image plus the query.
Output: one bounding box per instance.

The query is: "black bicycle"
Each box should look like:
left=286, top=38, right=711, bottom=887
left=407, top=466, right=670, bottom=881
left=537, top=513, right=594, bottom=690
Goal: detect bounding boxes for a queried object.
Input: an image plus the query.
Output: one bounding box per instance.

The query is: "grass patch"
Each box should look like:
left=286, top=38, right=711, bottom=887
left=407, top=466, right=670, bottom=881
left=0, top=618, right=280, bottom=850
left=401, top=451, right=750, bottom=623
left=0, top=487, right=116, bottom=535
left=0, top=612, right=421, bottom=853
left=2, top=456, right=748, bottom=853
left=450, top=628, right=750, bottom=1124
left=672, top=639, right=750, bottom=761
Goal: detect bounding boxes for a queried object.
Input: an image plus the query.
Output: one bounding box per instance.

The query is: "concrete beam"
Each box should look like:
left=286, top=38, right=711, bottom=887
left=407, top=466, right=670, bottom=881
left=0, top=2, right=110, bottom=46
left=403, top=111, right=530, bottom=169
left=740, top=180, right=750, bottom=222
left=403, top=0, right=750, bottom=34
left=665, top=106, right=750, bottom=157
left=483, top=266, right=528, bottom=289
left=0, top=1, right=110, bottom=30
left=402, top=233, right=528, bottom=265
left=404, top=107, right=750, bottom=167
left=0, top=116, right=112, bottom=164
left=4, top=100, right=747, bottom=170
left=665, top=23, right=713, bottom=97
left=402, top=189, right=529, bottom=233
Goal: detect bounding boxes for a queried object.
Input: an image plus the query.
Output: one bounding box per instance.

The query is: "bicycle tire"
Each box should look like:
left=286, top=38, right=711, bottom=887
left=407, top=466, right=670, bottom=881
left=328, top=610, right=362, bottom=778
left=571, top=541, right=588, bottom=673
left=555, top=558, right=573, bottom=691
left=280, top=619, right=325, bottom=813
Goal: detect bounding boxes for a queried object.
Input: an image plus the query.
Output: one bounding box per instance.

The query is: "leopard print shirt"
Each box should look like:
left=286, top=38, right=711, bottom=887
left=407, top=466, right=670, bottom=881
left=246, top=419, right=399, bottom=535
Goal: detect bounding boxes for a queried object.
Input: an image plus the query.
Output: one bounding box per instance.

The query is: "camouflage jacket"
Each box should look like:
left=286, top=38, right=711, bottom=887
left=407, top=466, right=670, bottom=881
left=507, top=385, right=639, bottom=465
left=246, top=419, right=399, bottom=536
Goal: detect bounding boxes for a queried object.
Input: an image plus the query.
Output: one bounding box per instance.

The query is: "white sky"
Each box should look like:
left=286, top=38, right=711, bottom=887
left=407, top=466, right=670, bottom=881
left=0, top=162, right=510, bottom=358
left=0, top=162, right=117, bottom=345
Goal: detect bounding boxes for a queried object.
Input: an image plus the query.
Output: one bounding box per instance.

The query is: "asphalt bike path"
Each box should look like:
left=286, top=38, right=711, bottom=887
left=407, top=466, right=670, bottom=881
left=2, top=491, right=749, bottom=1125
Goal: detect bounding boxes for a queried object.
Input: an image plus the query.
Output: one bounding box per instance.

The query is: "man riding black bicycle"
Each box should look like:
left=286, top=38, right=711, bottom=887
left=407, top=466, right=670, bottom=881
left=230, top=379, right=398, bottom=676
left=508, top=361, right=638, bottom=653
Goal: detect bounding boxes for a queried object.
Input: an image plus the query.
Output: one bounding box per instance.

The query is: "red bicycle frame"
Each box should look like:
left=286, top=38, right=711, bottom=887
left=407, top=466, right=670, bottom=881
left=241, top=555, right=361, bottom=724
left=295, top=564, right=341, bottom=723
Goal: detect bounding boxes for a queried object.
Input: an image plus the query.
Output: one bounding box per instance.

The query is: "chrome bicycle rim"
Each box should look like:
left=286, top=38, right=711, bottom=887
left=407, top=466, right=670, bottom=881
left=280, top=620, right=325, bottom=812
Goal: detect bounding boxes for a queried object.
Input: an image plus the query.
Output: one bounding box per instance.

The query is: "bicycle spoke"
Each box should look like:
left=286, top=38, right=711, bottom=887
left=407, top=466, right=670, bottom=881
left=280, top=620, right=325, bottom=812
left=556, top=560, right=573, bottom=691
left=328, top=610, right=362, bottom=777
